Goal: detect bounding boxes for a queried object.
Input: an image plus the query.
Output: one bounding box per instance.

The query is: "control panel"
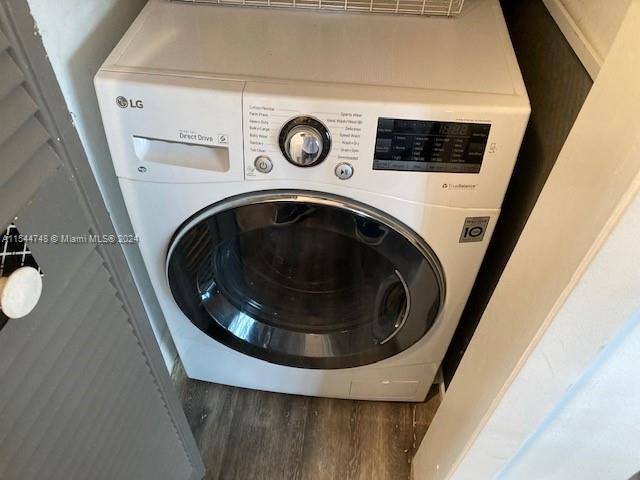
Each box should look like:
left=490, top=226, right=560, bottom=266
left=373, top=118, right=491, bottom=174
left=244, top=102, right=364, bottom=181
left=244, top=104, right=491, bottom=179
left=240, top=82, right=528, bottom=209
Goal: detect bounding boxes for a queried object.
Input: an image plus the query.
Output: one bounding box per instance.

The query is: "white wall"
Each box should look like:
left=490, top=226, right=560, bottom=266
left=27, top=0, right=178, bottom=370
left=413, top=1, right=640, bottom=478
left=500, top=304, right=640, bottom=479
left=449, top=185, right=640, bottom=480
left=544, top=0, right=630, bottom=77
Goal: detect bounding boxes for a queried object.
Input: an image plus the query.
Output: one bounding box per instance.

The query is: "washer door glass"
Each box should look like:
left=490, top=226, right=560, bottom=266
left=166, top=191, right=444, bottom=369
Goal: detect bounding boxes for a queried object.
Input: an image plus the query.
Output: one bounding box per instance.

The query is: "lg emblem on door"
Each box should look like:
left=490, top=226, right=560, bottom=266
left=116, top=96, right=143, bottom=109
left=459, top=216, right=490, bottom=243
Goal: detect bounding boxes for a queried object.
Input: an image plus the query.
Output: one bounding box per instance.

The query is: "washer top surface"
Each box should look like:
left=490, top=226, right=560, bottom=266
left=104, top=0, right=524, bottom=96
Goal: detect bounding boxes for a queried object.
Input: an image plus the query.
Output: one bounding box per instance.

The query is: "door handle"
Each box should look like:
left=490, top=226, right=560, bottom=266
left=0, top=266, right=42, bottom=319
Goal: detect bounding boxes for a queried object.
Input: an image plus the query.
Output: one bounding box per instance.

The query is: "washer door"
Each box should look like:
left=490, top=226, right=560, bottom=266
left=166, top=191, right=445, bottom=369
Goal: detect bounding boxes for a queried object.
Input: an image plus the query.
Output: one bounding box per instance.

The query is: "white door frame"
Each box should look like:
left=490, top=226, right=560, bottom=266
left=413, top=1, right=640, bottom=478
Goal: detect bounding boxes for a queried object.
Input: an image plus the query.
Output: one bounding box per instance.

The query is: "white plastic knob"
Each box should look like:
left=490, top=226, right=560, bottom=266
left=285, top=127, right=323, bottom=166
left=0, top=266, right=43, bottom=319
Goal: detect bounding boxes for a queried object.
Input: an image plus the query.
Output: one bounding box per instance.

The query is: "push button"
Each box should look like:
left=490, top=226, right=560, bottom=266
left=335, top=162, right=354, bottom=180
left=254, top=155, right=273, bottom=174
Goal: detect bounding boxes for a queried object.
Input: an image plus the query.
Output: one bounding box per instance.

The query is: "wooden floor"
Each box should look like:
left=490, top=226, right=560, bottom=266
left=173, top=364, right=441, bottom=480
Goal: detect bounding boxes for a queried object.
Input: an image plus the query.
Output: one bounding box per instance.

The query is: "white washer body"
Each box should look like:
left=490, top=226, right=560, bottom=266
left=95, top=0, right=529, bottom=401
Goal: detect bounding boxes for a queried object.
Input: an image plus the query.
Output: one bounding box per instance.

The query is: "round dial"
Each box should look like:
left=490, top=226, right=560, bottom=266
left=279, top=116, right=331, bottom=167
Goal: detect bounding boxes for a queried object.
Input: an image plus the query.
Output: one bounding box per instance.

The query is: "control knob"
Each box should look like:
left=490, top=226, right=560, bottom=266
left=279, top=116, right=331, bottom=167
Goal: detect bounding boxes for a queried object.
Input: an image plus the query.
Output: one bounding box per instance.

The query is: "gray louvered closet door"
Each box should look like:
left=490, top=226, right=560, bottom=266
left=0, top=2, right=204, bottom=479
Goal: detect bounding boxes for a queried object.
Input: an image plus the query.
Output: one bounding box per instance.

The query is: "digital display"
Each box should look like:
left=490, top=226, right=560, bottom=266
left=373, top=118, right=491, bottom=173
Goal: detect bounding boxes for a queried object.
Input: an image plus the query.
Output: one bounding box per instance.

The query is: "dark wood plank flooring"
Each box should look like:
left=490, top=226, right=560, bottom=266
left=172, top=363, right=441, bottom=480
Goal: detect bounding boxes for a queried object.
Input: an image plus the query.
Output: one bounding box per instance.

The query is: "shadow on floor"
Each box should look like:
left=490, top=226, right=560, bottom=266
left=172, top=362, right=441, bottom=480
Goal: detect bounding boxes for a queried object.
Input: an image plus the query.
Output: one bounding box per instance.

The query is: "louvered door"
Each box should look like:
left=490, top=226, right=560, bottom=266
left=0, top=2, right=204, bottom=479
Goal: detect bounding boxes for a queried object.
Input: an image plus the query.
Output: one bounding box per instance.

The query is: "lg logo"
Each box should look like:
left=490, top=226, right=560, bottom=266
left=116, top=96, right=143, bottom=109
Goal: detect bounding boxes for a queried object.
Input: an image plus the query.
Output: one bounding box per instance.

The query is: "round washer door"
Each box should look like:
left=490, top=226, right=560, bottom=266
left=166, top=190, right=445, bottom=369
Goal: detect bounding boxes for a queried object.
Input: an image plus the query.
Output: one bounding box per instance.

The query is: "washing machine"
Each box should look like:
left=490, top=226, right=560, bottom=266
left=95, top=0, right=529, bottom=401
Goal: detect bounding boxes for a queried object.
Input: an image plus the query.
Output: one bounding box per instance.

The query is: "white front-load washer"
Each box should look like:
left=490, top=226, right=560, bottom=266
left=95, top=0, right=529, bottom=401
